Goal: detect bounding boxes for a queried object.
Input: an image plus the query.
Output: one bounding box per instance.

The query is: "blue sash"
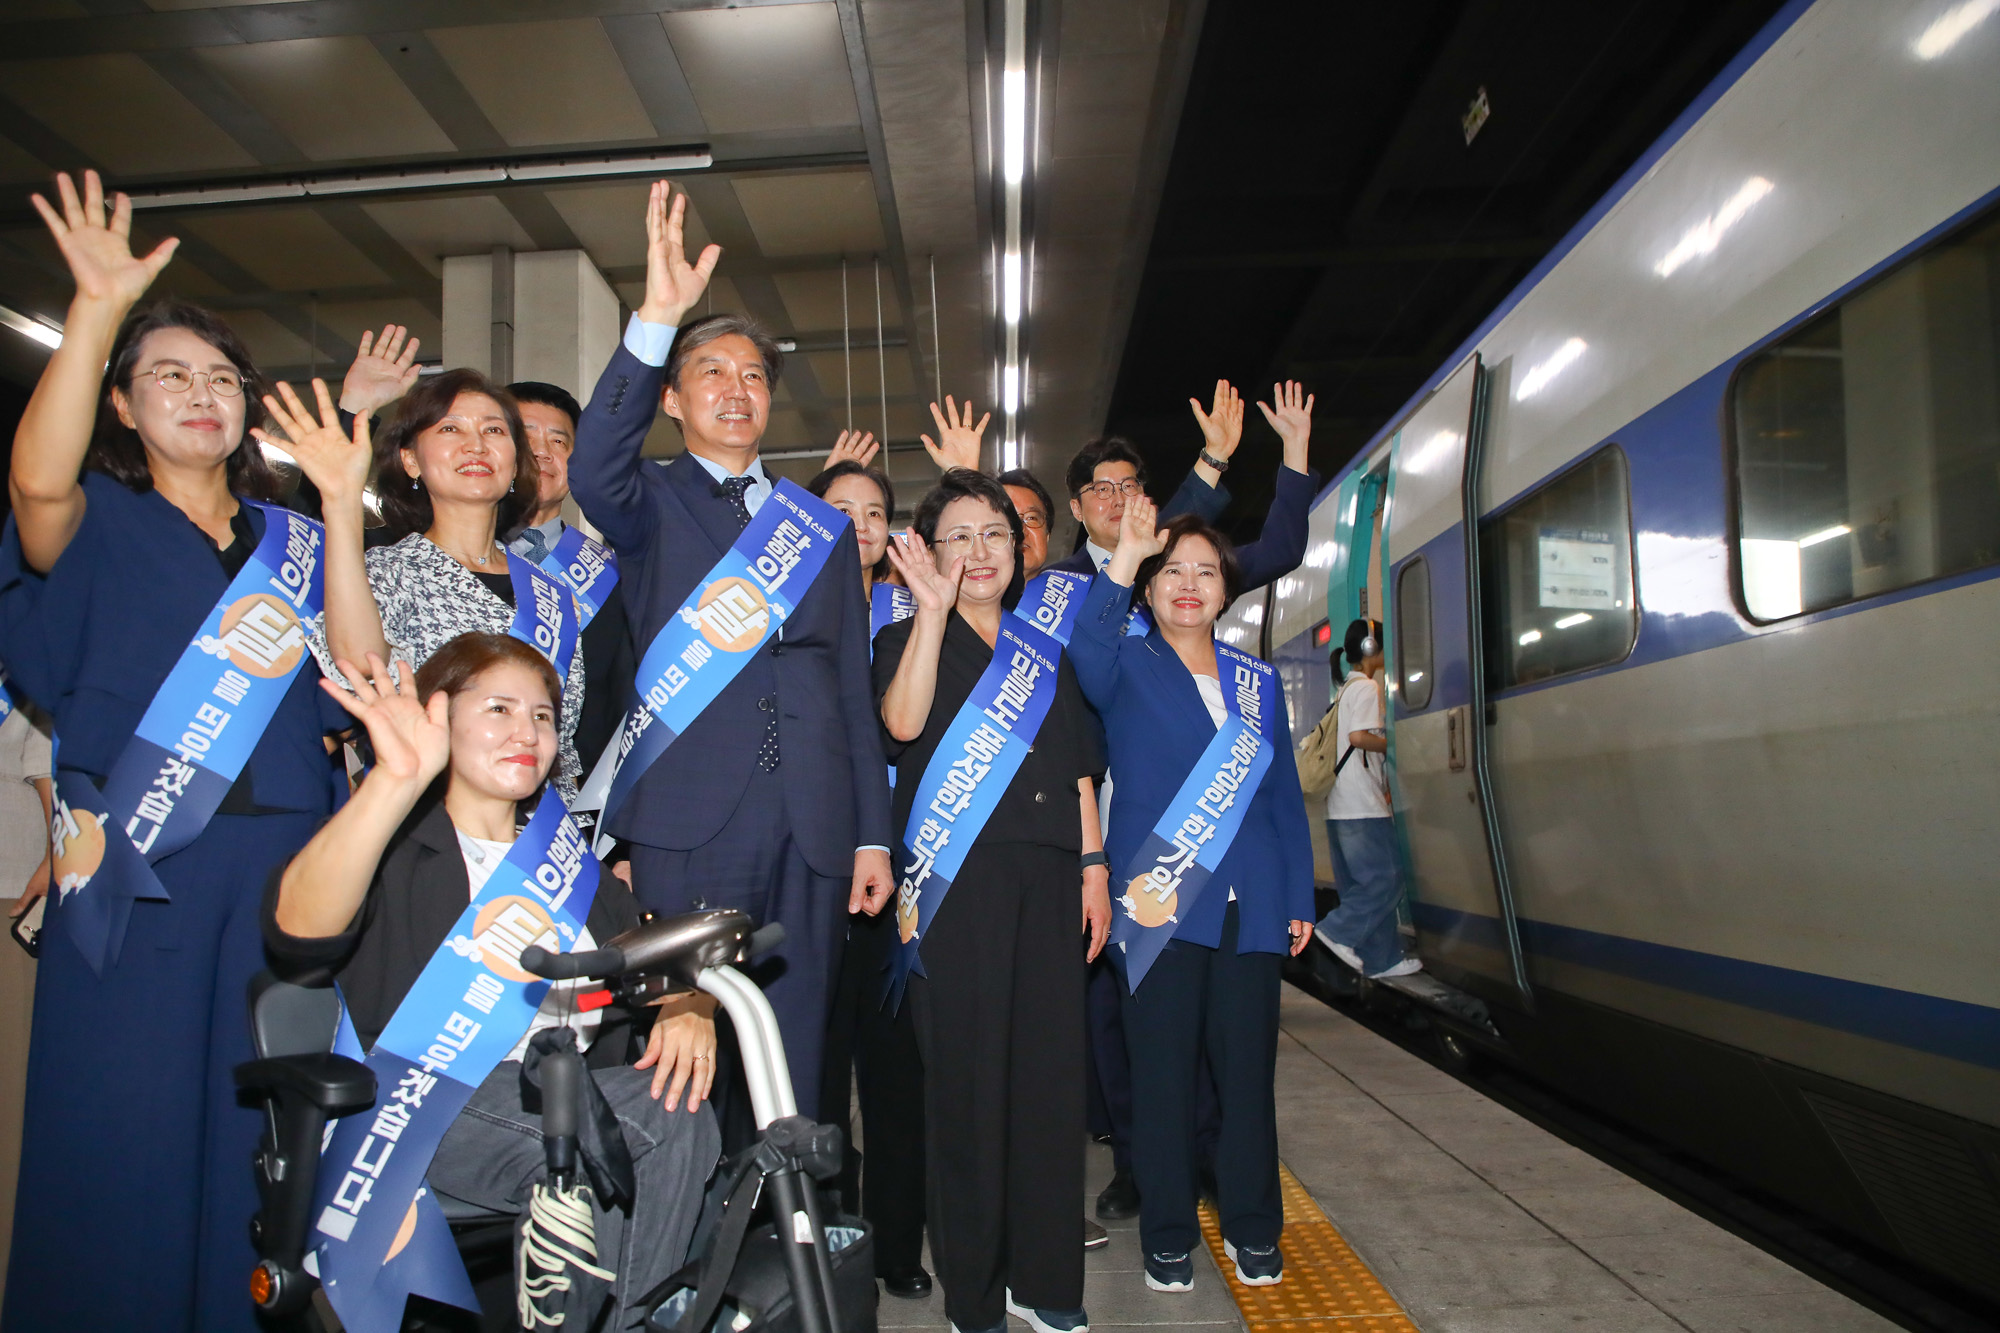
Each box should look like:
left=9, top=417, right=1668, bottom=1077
left=311, top=795, right=601, bottom=1330
left=1111, top=641, right=1279, bottom=989
left=870, top=581, right=915, bottom=644
left=574, top=479, right=846, bottom=844
left=506, top=553, right=580, bottom=680
left=538, top=524, right=619, bottom=631
left=890, top=569, right=1090, bottom=1001
left=49, top=502, right=324, bottom=974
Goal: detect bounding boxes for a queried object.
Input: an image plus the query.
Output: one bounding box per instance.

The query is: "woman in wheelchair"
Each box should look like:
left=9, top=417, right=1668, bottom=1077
left=263, top=630, right=722, bottom=1329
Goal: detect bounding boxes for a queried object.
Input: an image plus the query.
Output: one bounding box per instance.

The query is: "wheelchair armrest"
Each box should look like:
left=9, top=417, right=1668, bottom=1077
left=235, top=1052, right=376, bottom=1118
left=233, top=1053, right=377, bottom=1316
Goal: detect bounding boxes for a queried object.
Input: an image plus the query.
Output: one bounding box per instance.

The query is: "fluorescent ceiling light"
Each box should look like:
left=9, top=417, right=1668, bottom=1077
left=306, top=166, right=507, bottom=196
left=0, top=303, right=62, bottom=349
left=1002, top=363, right=1020, bottom=413
left=1002, top=69, right=1027, bottom=184
left=1654, top=176, right=1773, bottom=277
left=1002, top=251, right=1022, bottom=324
left=1553, top=613, right=1592, bottom=629
left=1515, top=338, right=1587, bottom=400
left=1914, top=0, right=1999, bottom=57
left=1798, top=523, right=1851, bottom=548
left=1518, top=629, right=1543, bottom=645
left=130, top=181, right=306, bottom=209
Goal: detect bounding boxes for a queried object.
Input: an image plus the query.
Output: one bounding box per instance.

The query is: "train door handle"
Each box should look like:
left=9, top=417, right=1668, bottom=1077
left=1447, top=705, right=1468, bottom=772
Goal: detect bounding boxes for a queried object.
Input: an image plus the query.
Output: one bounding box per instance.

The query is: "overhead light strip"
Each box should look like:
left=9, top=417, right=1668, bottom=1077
left=125, top=149, right=713, bottom=210
left=0, top=302, right=61, bottom=350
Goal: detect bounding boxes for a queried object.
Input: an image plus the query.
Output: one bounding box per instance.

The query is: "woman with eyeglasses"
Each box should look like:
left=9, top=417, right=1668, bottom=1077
left=872, top=469, right=1111, bottom=1333
left=278, top=363, right=590, bottom=799
left=0, top=172, right=344, bottom=1332
left=1065, top=496, right=1314, bottom=1297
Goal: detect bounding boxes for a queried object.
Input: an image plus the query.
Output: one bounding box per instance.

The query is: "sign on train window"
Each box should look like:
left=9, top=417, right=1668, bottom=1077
left=1395, top=556, right=1434, bottom=710
left=1480, top=446, right=1636, bottom=689
left=1730, top=207, right=2000, bottom=621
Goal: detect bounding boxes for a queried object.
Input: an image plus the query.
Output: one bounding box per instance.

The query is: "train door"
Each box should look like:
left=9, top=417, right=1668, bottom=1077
left=1381, top=354, right=1531, bottom=1006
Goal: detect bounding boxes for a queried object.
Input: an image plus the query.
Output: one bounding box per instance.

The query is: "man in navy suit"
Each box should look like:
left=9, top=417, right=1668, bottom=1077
left=1055, top=386, right=1319, bottom=1220
left=569, top=182, right=893, bottom=1121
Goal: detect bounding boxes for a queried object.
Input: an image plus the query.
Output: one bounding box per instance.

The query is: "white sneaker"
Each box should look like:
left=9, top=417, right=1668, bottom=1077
left=1369, top=956, right=1423, bottom=979
left=1312, top=927, right=1364, bottom=973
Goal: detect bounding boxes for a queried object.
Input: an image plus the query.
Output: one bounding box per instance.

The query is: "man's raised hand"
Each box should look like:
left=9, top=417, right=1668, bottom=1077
left=1189, top=379, right=1245, bottom=463
left=639, top=180, right=721, bottom=327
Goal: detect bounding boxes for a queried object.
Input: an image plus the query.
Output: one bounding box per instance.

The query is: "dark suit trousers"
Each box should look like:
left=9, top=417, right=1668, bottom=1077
left=629, top=765, right=846, bottom=1125
left=910, top=843, right=1084, bottom=1329
left=1121, top=901, right=1284, bottom=1257
left=821, top=908, right=928, bottom=1273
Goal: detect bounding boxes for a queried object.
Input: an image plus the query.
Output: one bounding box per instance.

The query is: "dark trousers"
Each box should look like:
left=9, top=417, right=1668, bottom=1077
left=5, top=812, right=317, bottom=1333
left=910, top=843, right=1084, bottom=1329
left=1121, top=902, right=1283, bottom=1257
left=821, top=908, right=927, bottom=1273
left=1085, top=954, right=1134, bottom=1172
left=629, top=767, right=846, bottom=1124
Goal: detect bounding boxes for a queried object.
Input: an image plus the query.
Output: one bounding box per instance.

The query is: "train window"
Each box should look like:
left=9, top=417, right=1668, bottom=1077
left=1731, top=208, right=2000, bottom=620
left=1480, top=446, right=1637, bottom=689
left=1395, top=557, right=1434, bottom=709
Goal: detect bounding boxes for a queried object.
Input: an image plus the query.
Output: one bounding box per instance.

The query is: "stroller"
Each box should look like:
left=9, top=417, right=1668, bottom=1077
left=236, top=910, right=878, bottom=1333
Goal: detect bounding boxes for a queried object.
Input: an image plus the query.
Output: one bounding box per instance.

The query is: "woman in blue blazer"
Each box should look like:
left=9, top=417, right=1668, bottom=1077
left=1066, top=495, right=1314, bottom=1295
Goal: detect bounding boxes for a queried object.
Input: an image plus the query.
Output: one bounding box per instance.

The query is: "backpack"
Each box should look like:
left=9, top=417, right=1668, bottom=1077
left=1296, top=678, right=1366, bottom=793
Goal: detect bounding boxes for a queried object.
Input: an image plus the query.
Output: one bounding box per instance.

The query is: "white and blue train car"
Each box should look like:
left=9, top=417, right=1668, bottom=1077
left=1255, top=0, right=2000, bottom=1302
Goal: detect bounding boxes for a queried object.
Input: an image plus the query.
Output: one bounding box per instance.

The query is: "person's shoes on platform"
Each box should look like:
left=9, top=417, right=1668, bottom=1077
left=1095, top=1168, right=1140, bottom=1219
left=1006, top=1292, right=1090, bottom=1333
left=881, top=1266, right=933, bottom=1298
left=1313, top=926, right=1365, bottom=974
left=1225, top=1239, right=1284, bottom=1286
left=1369, top=956, right=1422, bottom=979
left=1144, top=1251, right=1194, bottom=1292
left=1083, top=1216, right=1108, bottom=1249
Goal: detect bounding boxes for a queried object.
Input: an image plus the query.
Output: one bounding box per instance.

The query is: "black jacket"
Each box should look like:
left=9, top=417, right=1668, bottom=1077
left=262, top=796, right=643, bottom=1057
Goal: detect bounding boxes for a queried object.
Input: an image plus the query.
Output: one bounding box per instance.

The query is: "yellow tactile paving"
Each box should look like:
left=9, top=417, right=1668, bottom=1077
left=1196, top=1164, right=1419, bottom=1331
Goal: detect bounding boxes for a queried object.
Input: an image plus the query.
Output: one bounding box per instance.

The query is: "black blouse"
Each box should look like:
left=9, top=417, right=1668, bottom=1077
left=872, top=609, right=1104, bottom=852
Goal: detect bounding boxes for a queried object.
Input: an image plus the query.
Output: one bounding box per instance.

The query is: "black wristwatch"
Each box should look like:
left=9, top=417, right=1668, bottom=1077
left=1080, top=850, right=1109, bottom=871
left=1199, top=449, right=1230, bottom=473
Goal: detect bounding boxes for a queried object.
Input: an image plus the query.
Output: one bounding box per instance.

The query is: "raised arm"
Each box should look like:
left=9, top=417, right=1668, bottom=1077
left=919, top=396, right=989, bottom=473
left=337, top=324, right=421, bottom=420
left=571, top=181, right=719, bottom=550
left=10, top=171, right=180, bottom=573
left=1070, top=495, right=1167, bottom=706
left=1235, top=382, right=1319, bottom=589
left=878, top=532, right=963, bottom=742
left=273, top=654, right=448, bottom=940
left=256, top=380, right=391, bottom=674
left=1186, top=379, right=1245, bottom=494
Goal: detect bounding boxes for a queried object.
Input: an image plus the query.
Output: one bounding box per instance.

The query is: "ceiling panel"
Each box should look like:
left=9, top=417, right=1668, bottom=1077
left=309, top=298, right=443, bottom=358
left=195, top=38, right=456, bottom=163
left=222, top=307, right=314, bottom=374
left=145, top=0, right=312, bottom=8
left=7, top=1, right=86, bottom=16
left=0, top=55, right=257, bottom=177
left=185, top=207, right=389, bottom=291
left=733, top=172, right=883, bottom=258
left=0, top=135, right=48, bottom=187
left=427, top=20, right=656, bottom=149
left=611, top=273, right=744, bottom=326
left=804, top=345, right=915, bottom=403
left=664, top=4, right=859, bottom=135
left=361, top=196, right=535, bottom=277
left=771, top=267, right=903, bottom=334
left=548, top=182, right=714, bottom=270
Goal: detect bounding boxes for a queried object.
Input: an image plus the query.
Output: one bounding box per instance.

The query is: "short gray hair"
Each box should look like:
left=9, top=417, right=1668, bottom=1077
left=664, top=313, right=784, bottom=393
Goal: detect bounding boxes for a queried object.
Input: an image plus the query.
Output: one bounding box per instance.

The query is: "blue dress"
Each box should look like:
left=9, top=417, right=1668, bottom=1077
left=0, top=473, right=340, bottom=1333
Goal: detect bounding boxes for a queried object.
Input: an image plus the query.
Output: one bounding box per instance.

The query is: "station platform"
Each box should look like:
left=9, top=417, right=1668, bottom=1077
left=882, top=986, right=1899, bottom=1333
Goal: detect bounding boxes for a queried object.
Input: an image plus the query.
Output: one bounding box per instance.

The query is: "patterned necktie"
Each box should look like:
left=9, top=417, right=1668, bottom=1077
left=715, top=474, right=777, bottom=768
left=717, top=475, right=755, bottom=530
left=519, top=526, right=551, bottom=566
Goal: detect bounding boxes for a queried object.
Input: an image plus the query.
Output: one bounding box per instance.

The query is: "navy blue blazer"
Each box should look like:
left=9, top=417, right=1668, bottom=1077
left=1067, top=573, right=1314, bottom=958
left=1049, top=465, right=1317, bottom=590
left=568, top=343, right=891, bottom=874
left=0, top=473, right=339, bottom=813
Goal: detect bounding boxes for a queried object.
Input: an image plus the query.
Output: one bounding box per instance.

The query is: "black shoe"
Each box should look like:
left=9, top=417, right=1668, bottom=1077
left=882, top=1266, right=933, bottom=1299
left=1095, top=1169, right=1140, bottom=1220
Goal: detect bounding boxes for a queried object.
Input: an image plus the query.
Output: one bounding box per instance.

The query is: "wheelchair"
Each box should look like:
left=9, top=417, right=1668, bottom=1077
left=235, top=910, right=878, bottom=1333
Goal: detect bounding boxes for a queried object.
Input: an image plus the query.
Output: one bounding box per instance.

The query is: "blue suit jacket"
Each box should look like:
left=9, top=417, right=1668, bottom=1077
left=1049, top=465, right=1317, bottom=589
left=569, top=344, right=891, bottom=874
left=1067, top=573, right=1315, bottom=957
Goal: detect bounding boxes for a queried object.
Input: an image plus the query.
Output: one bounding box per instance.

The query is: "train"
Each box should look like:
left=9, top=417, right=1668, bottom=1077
left=1217, top=0, right=2000, bottom=1307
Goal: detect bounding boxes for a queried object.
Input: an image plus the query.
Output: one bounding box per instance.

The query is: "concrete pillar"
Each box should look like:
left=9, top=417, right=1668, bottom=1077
left=442, top=249, right=619, bottom=404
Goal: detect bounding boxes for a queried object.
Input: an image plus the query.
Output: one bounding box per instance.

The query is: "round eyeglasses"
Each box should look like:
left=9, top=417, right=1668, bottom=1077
left=934, top=526, right=1015, bottom=555
left=1078, top=478, right=1142, bottom=501
left=137, top=365, right=244, bottom=398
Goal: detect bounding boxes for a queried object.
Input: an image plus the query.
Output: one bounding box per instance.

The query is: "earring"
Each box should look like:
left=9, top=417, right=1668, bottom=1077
left=409, top=477, right=419, bottom=491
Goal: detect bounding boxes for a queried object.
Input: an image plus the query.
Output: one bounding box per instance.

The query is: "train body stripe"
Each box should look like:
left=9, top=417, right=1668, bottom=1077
left=1412, top=903, right=2000, bottom=1071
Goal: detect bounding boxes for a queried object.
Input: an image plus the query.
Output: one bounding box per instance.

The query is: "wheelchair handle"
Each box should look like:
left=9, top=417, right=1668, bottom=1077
left=519, top=943, right=623, bottom=980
